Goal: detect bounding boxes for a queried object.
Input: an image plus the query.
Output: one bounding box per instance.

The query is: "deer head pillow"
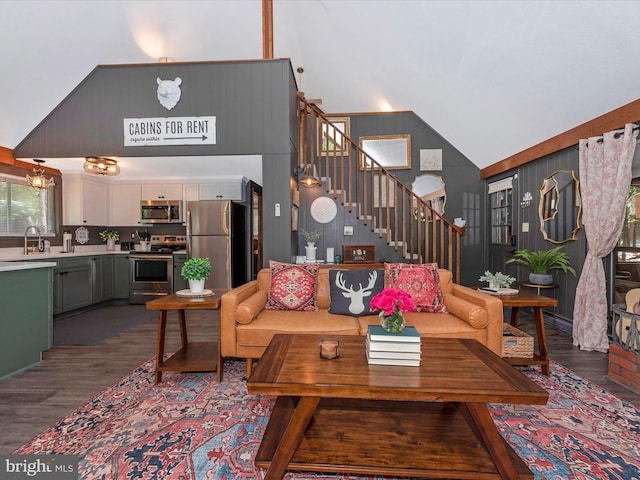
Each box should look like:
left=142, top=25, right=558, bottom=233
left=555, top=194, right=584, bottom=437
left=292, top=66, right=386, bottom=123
left=329, top=269, right=384, bottom=316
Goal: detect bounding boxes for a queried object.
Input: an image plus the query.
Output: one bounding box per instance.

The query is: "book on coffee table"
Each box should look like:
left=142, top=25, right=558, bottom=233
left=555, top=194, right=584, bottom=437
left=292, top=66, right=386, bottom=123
left=367, top=325, right=421, bottom=342
left=365, top=350, right=420, bottom=366
left=366, top=339, right=421, bottom=360
left=366, top=337, right=422, bottom=353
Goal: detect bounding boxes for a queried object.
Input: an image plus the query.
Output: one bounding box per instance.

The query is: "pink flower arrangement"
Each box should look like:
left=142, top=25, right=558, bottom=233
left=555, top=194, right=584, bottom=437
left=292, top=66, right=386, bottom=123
left=370, top=288, right=416, bottom=316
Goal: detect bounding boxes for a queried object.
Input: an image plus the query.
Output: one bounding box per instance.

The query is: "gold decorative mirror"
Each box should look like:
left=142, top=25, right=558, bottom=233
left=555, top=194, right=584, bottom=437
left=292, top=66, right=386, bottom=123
left=360, top=134, right=411, bottom=170
left=412, top=174, right=446, bottom=216
left=539, top=170, right=582, bottom=244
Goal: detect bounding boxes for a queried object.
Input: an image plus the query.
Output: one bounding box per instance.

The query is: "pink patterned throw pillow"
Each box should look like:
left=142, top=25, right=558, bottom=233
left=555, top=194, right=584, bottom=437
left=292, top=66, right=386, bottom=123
left=385, top=263, right=448, bottom=313
left=265, top=261, right=319, bottom=311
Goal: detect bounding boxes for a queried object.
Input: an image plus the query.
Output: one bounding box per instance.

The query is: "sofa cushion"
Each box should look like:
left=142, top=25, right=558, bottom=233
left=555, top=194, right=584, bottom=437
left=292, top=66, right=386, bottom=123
left=236, top=309, right=361, bottom=348
left=235, top=291, right=268, bottom=324
left=265, top=261, right=319, bottom=311
left=385, top=263, right=448, bottom=313
left=328, top=269, right=384, bottom=316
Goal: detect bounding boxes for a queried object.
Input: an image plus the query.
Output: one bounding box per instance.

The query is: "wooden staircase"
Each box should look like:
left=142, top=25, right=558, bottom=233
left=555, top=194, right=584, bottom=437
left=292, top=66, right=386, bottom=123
left=298, top=93, right=465, bottom=281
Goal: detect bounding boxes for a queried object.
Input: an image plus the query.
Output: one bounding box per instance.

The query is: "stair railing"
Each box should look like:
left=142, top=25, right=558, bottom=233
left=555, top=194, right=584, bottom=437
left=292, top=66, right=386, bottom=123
left=297, top=93, right=464, bottom=281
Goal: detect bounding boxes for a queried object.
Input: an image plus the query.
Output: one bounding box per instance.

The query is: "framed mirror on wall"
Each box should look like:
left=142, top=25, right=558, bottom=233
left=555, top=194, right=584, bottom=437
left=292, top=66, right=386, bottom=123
left=359, top=134, right=411, bottom=170
left=539, top=169, right=582, bottom=244
left=411, top=173, right=446, bottom=216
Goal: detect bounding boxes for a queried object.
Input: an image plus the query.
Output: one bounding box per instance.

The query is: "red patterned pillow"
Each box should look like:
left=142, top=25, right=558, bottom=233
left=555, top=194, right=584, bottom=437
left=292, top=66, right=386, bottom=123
left=385, top=263, right=447, bottom=313
left=265, top=261, right=319, bottom=311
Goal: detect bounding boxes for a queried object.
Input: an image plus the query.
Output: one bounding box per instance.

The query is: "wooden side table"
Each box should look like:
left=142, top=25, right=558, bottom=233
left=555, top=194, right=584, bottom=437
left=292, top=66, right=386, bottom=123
left=146, top=291, right=224, bottom=384
left=499, top=290, right=558, bottom=376
left=518, top=282, right=559, bottom=323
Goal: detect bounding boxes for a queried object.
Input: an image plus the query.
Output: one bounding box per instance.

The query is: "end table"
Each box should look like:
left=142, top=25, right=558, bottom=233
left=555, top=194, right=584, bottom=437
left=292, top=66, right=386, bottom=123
left=146, top=291, right=225, bottom=384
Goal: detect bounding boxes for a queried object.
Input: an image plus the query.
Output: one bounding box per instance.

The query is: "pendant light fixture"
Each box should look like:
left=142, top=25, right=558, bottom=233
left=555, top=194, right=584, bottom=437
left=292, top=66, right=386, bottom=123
left=299, top=164, right=319, bottom=187
left=83, top=156, right=120, bottom=176
left=26, top=159, right=55, bottom=189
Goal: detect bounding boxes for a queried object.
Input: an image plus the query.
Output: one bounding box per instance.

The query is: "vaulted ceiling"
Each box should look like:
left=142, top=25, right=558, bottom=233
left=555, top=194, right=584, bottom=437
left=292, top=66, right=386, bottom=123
left=2, top=0, right=639, bottom=172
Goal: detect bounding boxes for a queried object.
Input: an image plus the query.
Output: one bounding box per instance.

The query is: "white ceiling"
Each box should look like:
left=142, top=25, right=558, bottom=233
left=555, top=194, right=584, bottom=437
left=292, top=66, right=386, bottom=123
left=2, top=0, right=640, bottom=174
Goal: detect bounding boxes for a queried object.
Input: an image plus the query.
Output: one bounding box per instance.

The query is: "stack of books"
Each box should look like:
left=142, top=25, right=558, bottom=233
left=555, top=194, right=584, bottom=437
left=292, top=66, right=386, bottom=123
left=366, top=325, right=422, bottom=366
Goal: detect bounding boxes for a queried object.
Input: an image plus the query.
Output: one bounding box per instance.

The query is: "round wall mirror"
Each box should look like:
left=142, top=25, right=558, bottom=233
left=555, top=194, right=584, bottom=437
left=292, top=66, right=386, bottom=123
left=539, top=170, right=582, bottom=244
left=412, top=174, right=446, bottom=216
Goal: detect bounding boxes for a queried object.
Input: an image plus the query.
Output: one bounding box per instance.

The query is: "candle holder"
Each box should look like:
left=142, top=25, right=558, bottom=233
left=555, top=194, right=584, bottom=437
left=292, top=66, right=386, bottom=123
left=319, top=340, right=340, bottom=359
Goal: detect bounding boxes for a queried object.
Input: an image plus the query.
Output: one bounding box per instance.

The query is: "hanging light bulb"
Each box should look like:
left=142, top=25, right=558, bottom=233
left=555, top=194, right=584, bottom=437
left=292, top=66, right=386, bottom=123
left=299, top=164, right=319, bottom=187
left=26, top=159, right=55, bottom=189
left=83, top=156, right=120, bottom=176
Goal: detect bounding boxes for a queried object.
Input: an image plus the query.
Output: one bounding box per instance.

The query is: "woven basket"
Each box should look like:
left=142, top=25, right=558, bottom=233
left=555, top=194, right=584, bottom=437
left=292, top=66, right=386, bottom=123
left=502, top=324, right=534, bottom=358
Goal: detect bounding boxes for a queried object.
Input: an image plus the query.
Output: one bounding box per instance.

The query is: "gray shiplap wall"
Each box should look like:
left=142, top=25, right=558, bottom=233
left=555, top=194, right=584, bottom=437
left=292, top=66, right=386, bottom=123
left=298, top=111, right=486, bottom=286
left=486, top=146, right=585, bottom=325
left=13, top=59, right=299, bottom=265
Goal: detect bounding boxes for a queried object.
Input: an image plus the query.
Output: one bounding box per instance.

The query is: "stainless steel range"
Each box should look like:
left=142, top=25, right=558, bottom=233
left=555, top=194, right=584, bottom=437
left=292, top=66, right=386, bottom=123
left=129, top=234, right=186, bottom=304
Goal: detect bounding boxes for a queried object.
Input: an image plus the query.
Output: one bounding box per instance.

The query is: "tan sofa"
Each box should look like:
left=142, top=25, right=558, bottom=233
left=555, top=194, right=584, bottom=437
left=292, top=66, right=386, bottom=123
left=220, top=266, right=503, bottom=378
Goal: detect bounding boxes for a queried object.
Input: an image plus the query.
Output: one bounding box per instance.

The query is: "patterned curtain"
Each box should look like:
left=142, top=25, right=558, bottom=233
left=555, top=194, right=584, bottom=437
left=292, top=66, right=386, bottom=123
left=573, top=124, right=638, bottom=352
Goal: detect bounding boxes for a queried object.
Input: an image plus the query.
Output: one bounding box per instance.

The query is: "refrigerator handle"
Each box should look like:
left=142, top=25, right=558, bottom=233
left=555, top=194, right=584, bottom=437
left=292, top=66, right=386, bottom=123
left=186, top=208, right=192, bottom=258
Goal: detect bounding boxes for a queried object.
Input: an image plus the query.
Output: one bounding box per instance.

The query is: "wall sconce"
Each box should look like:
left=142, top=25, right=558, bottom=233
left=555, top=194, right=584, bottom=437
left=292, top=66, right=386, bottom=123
left=26, top=159, right=55, bottom=189
left=520, top=191, right=532, bottom=208
left=84, top=156, right=120, bottom=176
left=299, top=164, right=319, bottom=187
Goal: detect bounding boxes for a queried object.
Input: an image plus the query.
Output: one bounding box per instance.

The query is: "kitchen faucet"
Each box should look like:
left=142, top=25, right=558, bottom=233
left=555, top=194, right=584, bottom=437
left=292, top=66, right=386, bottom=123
left=24, top=225, right=42, bottom=255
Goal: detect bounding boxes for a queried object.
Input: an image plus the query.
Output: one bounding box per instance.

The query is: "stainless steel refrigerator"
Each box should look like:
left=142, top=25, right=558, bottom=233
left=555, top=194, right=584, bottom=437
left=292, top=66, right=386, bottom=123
left=186, top=200, right=249, bottom=290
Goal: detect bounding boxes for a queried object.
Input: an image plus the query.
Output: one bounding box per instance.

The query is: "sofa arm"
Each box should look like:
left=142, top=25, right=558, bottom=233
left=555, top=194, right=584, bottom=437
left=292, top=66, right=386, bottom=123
left=220, top=280, right=259, bottom=358
left=449, top=284, right=504, bottom=356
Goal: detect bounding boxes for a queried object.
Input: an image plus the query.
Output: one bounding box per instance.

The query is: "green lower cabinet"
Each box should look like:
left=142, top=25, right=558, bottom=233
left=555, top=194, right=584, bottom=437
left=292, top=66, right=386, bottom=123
left=173, top=253, right=187, bottom=292
left=91, top=255, right=115, bottom=303
left=114, top=254, right=130, bottom=299
left=0, top=266, right=53, bottom=378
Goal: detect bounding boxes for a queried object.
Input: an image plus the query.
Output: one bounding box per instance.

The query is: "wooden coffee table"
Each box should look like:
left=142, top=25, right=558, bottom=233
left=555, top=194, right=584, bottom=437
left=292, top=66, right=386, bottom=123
left=247, top=334, right=548, bottom=480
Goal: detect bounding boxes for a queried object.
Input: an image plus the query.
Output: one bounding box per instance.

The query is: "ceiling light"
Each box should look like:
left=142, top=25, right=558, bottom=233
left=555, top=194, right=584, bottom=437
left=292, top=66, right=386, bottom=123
left=26, top=159, right=55, bottom=189
left=299, top=164, right=319, bottom=187
left=83, top=156, right=120, bottom=176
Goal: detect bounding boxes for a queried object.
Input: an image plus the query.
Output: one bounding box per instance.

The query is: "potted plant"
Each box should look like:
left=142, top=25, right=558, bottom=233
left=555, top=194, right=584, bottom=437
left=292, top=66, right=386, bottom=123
left=99, top=229, right=119, bottom=251
left=300, top=228, right=322, bottom=262
left=181, top=257, right=211, bottom=293
left=506, top=246, right=576, bottom=285
left=478, top=271, right=516, bottom=290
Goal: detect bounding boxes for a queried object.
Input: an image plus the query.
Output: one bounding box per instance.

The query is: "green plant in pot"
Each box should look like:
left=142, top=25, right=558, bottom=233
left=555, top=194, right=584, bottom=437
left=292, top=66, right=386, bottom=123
left=506, top=246, right=576, bottom=285
left=181, top=257, right=211, bottom=293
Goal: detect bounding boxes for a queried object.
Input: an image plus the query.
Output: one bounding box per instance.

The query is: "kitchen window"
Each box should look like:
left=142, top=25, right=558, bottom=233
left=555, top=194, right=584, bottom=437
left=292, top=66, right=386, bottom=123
left=0, top=174, right=56, bottom=236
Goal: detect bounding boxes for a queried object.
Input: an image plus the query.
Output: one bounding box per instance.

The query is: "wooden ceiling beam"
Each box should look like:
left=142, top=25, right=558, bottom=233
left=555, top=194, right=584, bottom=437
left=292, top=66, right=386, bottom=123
left=262, top=0, right=273, bottom=59
left=480, top=98, right=640, bottom=179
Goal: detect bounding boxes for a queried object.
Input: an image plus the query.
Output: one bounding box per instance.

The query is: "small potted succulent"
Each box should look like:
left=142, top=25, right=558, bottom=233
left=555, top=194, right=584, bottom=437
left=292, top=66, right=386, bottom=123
left=478, top=271, right=516, bottom=290
left=181, top=257, right=211, bottom=293
left=99, top=229, right=119, bottom=251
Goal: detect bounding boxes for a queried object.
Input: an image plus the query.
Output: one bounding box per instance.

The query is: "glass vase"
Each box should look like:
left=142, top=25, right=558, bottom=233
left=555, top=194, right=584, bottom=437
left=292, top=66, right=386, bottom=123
left=380, top=310, right=405, bottom=333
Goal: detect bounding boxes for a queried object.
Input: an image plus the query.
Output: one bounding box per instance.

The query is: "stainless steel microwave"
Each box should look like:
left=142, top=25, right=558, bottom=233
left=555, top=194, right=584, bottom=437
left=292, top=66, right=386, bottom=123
left=140, top=200, right=183, bottom=224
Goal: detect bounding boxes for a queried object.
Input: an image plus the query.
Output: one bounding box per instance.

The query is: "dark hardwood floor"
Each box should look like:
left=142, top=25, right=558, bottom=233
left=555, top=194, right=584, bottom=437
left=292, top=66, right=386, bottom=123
left=0, top=307, right=637, bottom=453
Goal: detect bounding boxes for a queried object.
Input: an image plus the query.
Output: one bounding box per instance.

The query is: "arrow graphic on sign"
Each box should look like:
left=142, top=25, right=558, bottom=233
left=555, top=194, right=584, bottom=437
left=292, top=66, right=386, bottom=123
left=162, top=135, right=208, bottom=141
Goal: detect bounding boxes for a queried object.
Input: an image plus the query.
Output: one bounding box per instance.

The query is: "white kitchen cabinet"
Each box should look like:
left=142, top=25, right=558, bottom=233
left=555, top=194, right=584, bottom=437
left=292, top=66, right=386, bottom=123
left=110, top=184, right=142, bottom=226
left=62, top=174, right=109, bottom=226
left=141, top=183, right=183, bottom=200
left=198, top=181, right=245, bottom=201
left=182, top=183, right=200, bottom=202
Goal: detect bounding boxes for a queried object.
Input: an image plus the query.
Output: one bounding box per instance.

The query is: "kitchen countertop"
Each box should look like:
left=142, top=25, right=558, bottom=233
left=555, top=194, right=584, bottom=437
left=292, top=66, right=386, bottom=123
left=0, top=246, right=131, bottom=262
left=0, top=246, right=188, bottom=262
left=0, top=261, right=57, bottom=272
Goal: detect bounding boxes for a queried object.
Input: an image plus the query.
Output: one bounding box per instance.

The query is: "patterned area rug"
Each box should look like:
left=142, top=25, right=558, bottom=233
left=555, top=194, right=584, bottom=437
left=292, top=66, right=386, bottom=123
left=15, top=359, right=640, bottom=480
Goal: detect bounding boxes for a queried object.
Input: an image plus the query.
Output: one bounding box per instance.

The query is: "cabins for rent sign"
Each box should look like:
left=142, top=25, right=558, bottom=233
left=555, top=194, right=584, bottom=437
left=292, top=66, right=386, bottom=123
left=124, top=116, right=216, bottom=146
